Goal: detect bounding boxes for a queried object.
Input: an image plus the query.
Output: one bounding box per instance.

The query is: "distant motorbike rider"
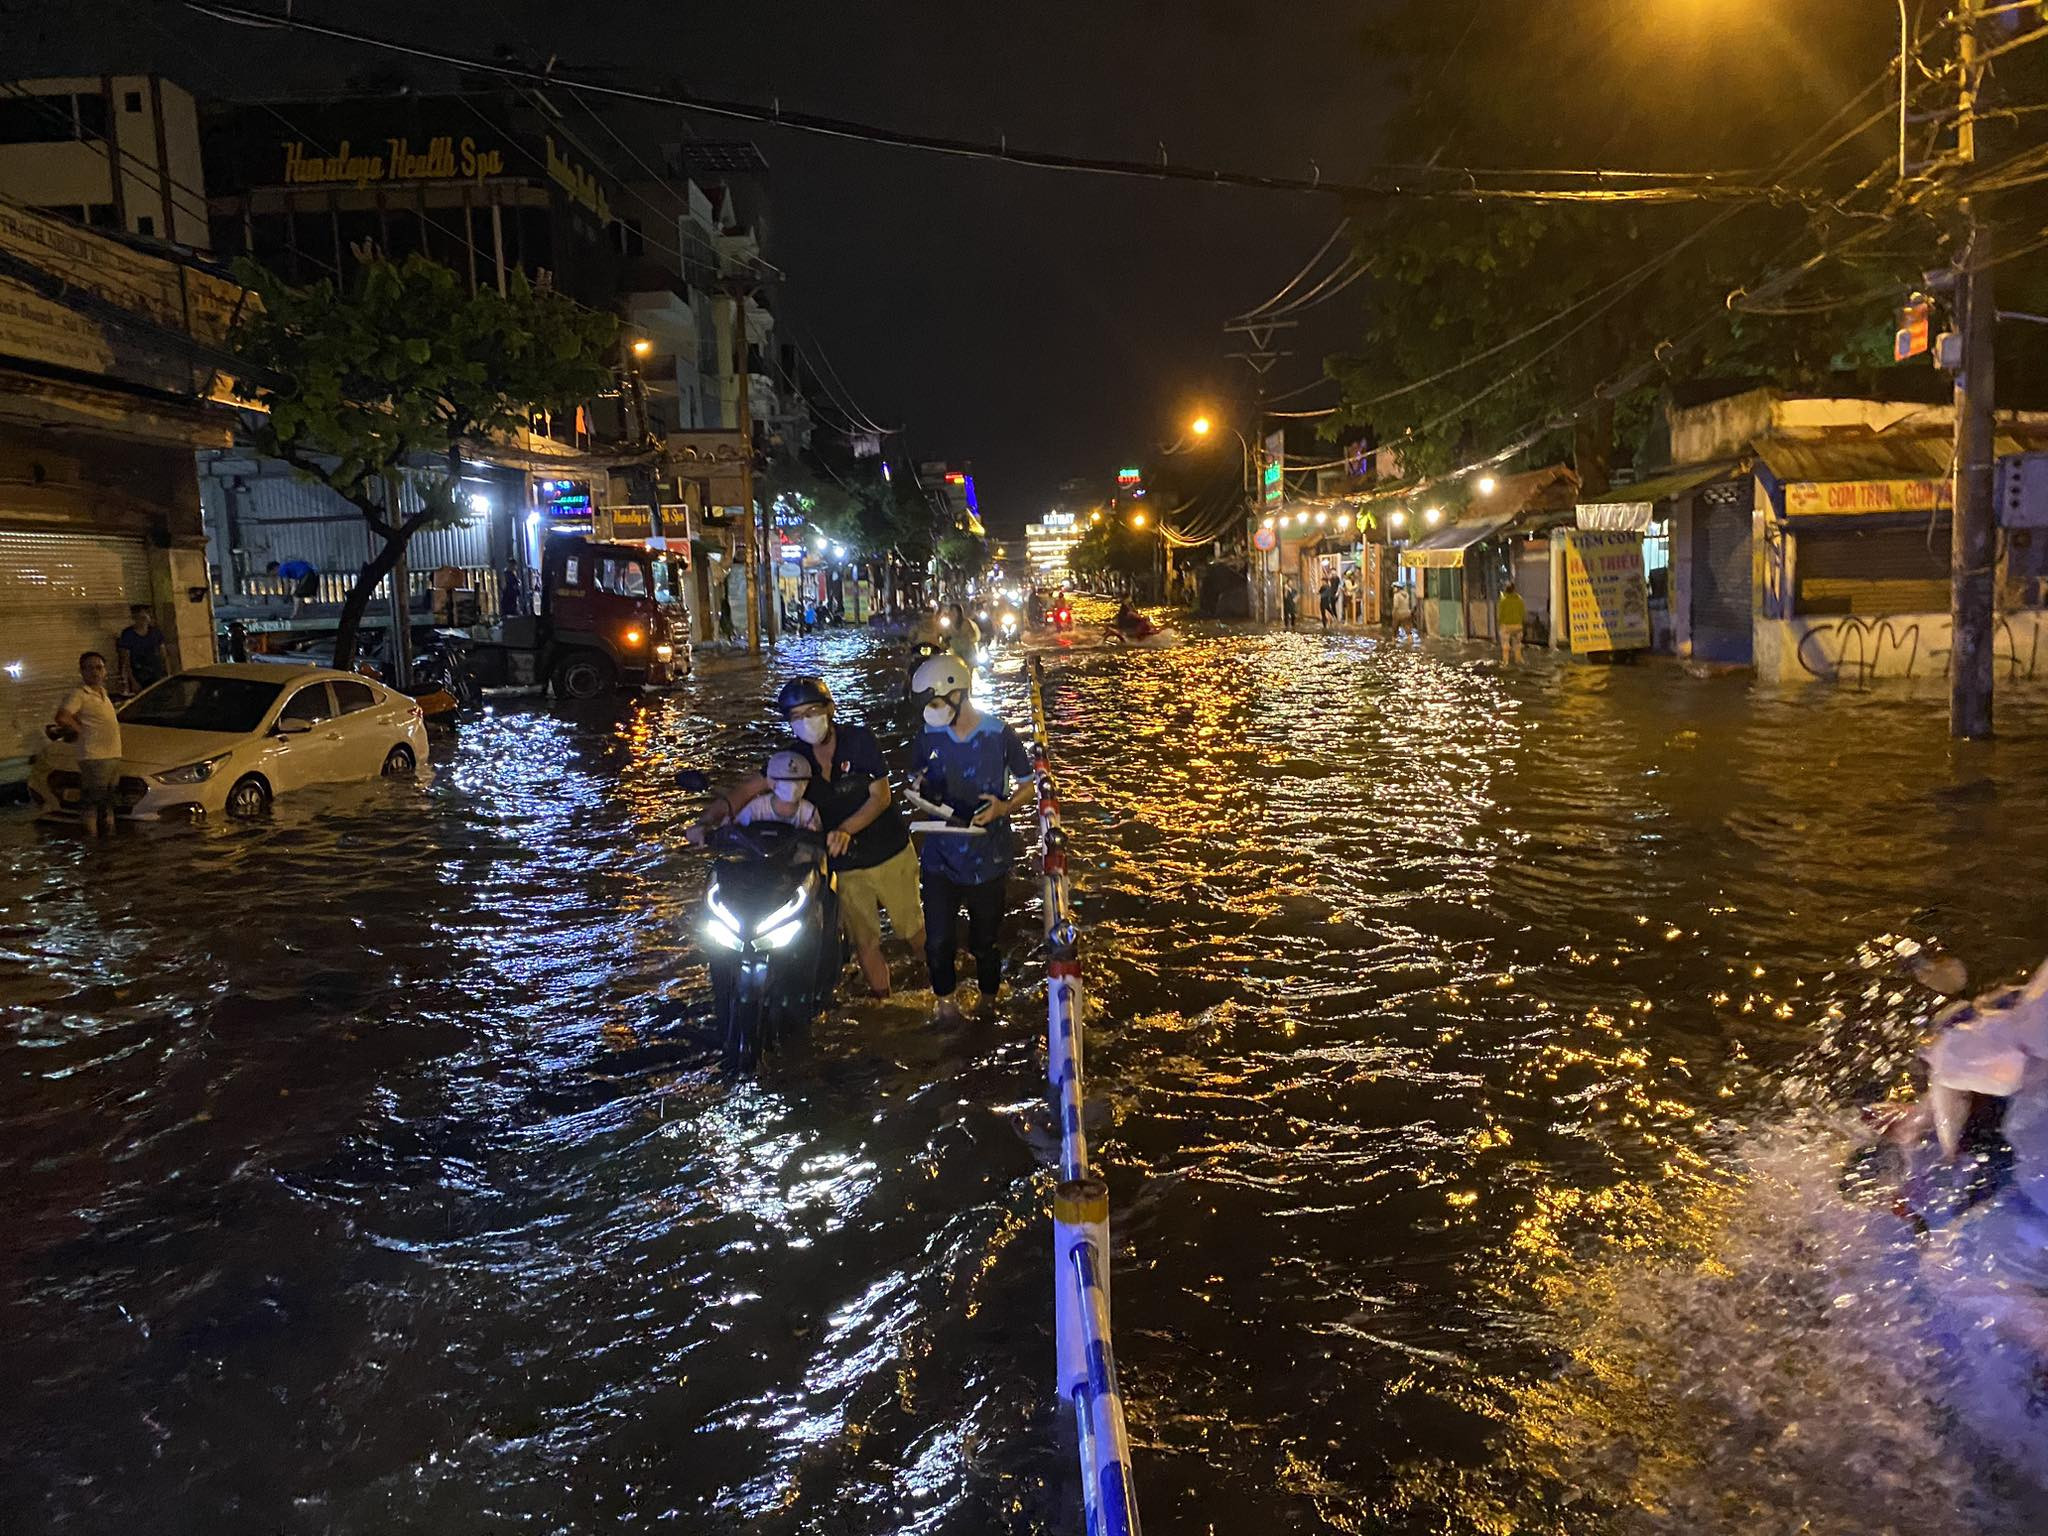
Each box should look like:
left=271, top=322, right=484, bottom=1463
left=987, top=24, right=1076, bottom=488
left=1113, top=600, right=1158, bottom=640
left=693, top=677, right=924, bottom=998
left=909, top=653, right=1035, bottom=1018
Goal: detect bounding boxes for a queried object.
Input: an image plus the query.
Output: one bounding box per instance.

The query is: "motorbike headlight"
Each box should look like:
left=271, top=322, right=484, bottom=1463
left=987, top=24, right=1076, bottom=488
left=759, top=918, right=803, bottom=950
left=708, top=885, right=740, bottom=929
left=1000, top=613, right=1018, bottom=633
left=703, top=915, right=745, bottom=950
left=655, top=642, right=675, bottom=662
left=155, top=753, right=230, bottom=785
left=755, top=886, right=808, bottom=934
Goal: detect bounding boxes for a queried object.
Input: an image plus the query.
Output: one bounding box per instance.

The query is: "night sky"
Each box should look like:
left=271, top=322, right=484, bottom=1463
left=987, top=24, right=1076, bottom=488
left=15, top=0, right=1396, bottom=533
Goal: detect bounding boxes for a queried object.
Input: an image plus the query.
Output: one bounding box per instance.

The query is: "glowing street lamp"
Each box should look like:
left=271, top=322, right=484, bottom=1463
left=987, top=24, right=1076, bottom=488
left=1336, top=513, right=1351, bottom=532
left=1476, top=474, right=1498, bottom=495
left=1190, top=415, right=1213, bottom=437
left=1090, top=511, right=1103, bottom=524
left=631, top=338, right=653, bottom=358
left=1390, top=509, right=1409, bottom=529
left=1424, top=506, right=1444, bottom=527
left=1130, top=512, right=1149, bottom=529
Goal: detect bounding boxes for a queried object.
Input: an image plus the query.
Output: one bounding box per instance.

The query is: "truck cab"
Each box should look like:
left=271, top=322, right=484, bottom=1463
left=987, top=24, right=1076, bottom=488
left=470, top=533, right=680, bottom=698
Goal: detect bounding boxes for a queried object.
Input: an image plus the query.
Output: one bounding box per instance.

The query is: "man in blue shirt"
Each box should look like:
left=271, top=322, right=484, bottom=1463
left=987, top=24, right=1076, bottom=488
left=909, top=654, right=1035, bottom=1017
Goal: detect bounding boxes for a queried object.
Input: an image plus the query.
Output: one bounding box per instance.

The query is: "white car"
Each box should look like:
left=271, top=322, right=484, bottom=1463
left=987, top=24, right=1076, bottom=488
left=29, top=662, right=429, bottom=821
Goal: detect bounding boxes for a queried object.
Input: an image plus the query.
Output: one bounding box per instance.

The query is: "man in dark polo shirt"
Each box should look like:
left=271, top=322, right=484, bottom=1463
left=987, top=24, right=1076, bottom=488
left=694, top=677, right=924, bottom=997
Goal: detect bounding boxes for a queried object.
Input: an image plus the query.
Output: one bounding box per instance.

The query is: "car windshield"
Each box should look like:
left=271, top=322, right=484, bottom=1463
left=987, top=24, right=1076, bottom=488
left=120, top=676, right=283, bottom=733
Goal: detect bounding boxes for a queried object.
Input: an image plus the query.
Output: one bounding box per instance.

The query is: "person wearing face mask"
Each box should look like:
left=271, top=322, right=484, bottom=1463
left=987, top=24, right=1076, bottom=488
left=732, top=751, right=822, bottom=830
left=909, top=653, right=1035, bottom=1019
left=693, top=677, right=922, bottom=997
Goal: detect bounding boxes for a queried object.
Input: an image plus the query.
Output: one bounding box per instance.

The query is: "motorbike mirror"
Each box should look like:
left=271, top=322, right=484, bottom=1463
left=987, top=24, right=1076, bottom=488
left=675, top=768, right=711, bottom=792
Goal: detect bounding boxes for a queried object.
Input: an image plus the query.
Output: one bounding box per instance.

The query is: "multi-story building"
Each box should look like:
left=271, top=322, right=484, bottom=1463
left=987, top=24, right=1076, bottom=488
left=1024, top=511, right=1084, bottom=582
left=0, top=75, right=209, bottom=247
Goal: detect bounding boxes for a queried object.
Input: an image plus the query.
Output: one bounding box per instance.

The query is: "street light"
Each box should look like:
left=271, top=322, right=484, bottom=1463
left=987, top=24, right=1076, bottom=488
left=1190, top=415, right=1213, bottom=437
left=1091, top=511, right=1103, bottom=524
left=1424, top=506, right=1444, bottom=527
left=1476, top=474, right=1498, bottom=495
left=1390, top=509, right=1408, bottom=529
left=1131, top=512, right=1149, bottom=529
left=1336, top=513, right=1351, bottom=531
left=631, top=339, right=653, bottom=357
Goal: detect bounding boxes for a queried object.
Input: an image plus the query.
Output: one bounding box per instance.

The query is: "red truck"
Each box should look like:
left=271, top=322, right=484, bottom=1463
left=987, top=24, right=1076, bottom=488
left=467, top=532, right=682, bottom=698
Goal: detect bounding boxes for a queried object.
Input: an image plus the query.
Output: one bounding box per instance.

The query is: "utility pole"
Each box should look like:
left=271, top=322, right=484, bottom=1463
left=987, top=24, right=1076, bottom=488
left=731, top=290, right=762, bottom=657
left=1950, top=0, right=1996, bottom=739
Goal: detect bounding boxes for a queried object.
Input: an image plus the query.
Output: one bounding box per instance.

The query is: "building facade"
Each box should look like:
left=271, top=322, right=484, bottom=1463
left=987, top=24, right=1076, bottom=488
left=0, top=75, right=209, bottom=247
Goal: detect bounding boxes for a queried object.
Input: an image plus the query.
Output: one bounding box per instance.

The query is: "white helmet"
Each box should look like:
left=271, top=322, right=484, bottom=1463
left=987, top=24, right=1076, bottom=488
left=911, top=653, right=974, bottom=720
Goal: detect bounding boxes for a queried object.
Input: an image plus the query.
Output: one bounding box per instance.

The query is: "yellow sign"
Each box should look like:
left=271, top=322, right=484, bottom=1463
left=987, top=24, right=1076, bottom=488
left=1562, top=529, right=1650, bottom=653
left=280, top=136, right=506, bottom=189
left=545, top=137, right=612, bottom=224
left=1784, top=478, right=1949, bottom=517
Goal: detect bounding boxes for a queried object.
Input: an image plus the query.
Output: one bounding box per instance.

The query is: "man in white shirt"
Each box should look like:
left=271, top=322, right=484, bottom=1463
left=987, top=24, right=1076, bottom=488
left=54, top=651, right=122, bottom=836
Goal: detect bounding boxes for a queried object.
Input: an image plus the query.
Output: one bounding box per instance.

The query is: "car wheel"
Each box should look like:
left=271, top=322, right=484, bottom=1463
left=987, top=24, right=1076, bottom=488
left=552, top=651, right=616, bottom=700
left=382, top=744, right=416, bottom=777
left=225, top=773, right=271, bottom=818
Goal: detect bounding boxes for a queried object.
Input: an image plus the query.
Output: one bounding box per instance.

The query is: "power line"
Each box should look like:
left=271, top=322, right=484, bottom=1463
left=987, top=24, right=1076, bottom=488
left=1235, top=222, right=1349, bottom=320
left=181, top=2, right=1813, bottom=207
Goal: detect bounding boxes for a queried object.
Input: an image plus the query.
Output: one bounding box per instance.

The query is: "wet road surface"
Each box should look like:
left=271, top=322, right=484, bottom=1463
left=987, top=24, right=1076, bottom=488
left=6, top=612, right=2048, bottom=1534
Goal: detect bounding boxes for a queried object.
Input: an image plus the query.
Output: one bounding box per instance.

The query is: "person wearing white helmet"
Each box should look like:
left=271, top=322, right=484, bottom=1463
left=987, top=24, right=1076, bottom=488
left=731, top=750, right=822, bottom=831
left=909, top=652, right=1034, bottom=1017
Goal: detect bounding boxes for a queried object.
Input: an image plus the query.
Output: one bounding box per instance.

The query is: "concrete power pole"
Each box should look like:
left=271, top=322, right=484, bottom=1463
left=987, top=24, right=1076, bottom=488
left=732, top=291, right=762, bottom=657
left=1950, top=0, right=1996, bottom=739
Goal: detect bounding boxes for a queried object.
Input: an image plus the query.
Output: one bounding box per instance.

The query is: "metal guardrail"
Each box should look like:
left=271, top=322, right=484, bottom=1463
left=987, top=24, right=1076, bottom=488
left=1028, top=655, right=1141, bottom=1536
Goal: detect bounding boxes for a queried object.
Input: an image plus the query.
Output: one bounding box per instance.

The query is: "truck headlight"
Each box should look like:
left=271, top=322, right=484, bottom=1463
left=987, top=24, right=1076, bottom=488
left=155, top=754, right=229, bottom=785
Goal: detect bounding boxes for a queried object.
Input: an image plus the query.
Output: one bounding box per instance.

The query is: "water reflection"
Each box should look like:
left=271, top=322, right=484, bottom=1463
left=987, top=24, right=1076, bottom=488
left=4, top=622, right=2048, bottom=1532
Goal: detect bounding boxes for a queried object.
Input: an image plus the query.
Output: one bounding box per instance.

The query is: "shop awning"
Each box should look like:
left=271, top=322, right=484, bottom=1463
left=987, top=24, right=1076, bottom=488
left=1575, top=459, right=1743, bottom=529
left=1398, top=506, right=1523, bottom=568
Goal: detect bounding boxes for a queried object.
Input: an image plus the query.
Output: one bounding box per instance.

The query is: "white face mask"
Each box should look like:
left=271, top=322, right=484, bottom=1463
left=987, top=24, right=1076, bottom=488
left=770, top=781, right=805, bottom=805
left=923, top=697, right=960, bottom=728
left=792, top=714, right=831, bottom=745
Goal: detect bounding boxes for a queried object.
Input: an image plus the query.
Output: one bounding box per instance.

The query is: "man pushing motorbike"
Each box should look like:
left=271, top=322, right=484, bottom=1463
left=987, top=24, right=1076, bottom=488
left=693, top=677, right=926, bottom=998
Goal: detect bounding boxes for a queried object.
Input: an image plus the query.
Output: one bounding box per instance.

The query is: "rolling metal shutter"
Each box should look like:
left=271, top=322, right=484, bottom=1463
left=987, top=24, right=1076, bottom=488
left=0, top=529, right=153, bottom=768
left=1690, top=485, right=1752, bottom=660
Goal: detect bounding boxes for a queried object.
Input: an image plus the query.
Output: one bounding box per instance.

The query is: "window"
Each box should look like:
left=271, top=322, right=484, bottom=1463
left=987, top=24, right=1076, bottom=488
left=0, top=95, right=78, bottom=144
left=135, top=214, right=155, bottom=237
left=562, top=555, right=584, bottom=587
left=86, top=203, right=118, bottom=229
left=596, top=556, right=650, bottom=598
left=75, top=94, right=108, bottom=140
left=279, top=683, right=335, bottom=726
left=123, top=91, right=143, bottom=114
left=121, top=677, right=282, bottom=734
left=331, top=679, right=379, bottom=715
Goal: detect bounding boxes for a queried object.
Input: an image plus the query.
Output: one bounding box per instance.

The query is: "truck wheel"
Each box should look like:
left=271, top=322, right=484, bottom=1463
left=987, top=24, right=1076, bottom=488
left=552, top=652, right=616, bottom=700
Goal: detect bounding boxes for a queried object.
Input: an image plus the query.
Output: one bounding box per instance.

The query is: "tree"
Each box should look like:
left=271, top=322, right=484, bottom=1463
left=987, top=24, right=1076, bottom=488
left=1067, top=514, right=1154, bottom=586
left=1326, top=0, right=1946, bottom=481
left=934, top=527, right=991, bottom=587
left=229, top=255, right=618, bottom=666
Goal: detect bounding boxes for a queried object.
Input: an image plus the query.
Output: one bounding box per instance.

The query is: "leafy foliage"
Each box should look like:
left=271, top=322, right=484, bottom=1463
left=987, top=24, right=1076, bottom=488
left=229, top=255, right=618, bottom=663
left=1328, top=0, right=1938, bottom=478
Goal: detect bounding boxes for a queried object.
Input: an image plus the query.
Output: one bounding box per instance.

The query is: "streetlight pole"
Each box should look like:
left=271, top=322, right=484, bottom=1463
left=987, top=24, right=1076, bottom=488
left=1950, top=0, right=1996, bottom=738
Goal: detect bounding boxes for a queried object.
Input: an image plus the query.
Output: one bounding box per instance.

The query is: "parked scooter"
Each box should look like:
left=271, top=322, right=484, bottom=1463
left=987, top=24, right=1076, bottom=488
left=677, top=770, right=841, bottom=1071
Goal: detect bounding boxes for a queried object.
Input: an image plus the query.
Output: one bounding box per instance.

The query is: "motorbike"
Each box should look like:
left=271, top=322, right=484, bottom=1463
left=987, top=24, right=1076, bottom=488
left=678, top=771, right=841, bottom=1071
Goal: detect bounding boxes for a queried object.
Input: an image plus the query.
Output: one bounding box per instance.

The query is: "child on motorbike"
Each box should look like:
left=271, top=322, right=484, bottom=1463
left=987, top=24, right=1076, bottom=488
left=733, top=750, right=822, bottom=831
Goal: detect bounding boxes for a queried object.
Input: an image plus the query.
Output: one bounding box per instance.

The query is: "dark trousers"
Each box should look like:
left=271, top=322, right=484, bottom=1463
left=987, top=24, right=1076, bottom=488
left=921, top=868, right=1007, bottom=998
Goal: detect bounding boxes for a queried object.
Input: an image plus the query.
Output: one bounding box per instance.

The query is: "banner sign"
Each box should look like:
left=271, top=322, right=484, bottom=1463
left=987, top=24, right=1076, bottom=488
left=1562, top=529, right=1649, bottom=653
left=1784, top=478, right=1948, bottom=517
left=1261, top=429, right=1285, bottom=509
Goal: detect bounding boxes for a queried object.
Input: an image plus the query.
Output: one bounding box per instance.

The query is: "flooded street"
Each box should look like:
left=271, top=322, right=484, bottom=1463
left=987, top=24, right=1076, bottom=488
left=7, top=617, right=2048, bottom=1534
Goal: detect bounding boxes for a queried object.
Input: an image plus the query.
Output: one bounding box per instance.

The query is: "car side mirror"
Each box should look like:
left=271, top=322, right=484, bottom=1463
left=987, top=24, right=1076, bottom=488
left=675, top=768, right=711, bottom=792
left=275, top=717, right=313, bottom=736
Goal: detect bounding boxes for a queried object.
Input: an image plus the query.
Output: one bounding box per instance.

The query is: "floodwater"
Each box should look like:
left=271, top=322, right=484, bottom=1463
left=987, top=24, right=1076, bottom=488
left=6, top=610, right=2048, bottom=1535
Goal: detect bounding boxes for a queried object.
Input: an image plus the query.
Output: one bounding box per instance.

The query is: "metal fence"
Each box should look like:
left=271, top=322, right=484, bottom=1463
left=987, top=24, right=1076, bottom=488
left=1028, top=655, right=1141, bottom=1536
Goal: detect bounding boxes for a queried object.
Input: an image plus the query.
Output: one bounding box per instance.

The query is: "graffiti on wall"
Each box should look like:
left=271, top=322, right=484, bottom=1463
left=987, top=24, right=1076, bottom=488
left=1793, top=614, right=2044, bottom=685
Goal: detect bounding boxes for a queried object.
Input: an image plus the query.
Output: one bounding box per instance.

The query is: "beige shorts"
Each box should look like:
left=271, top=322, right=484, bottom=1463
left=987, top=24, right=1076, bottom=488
left=836, top=844, right=923, bottom=946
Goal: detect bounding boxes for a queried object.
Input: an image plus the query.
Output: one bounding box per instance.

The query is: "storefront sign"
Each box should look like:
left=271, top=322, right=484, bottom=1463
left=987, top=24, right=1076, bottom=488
left=1262, top=430, right=1285, bottom=509
left=280, top=136, right=507, bottom=188
left=607, top=505, right=656, bottom=540
left=534, top=478, right=594, bottom=516
left=1784, top=479, right=1948, bottom=517
left=1562, top=529, right=1649, bottom=653
left=0, top=204, right=241, bottom=398
left=544, top=136, right=612, bottom=223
